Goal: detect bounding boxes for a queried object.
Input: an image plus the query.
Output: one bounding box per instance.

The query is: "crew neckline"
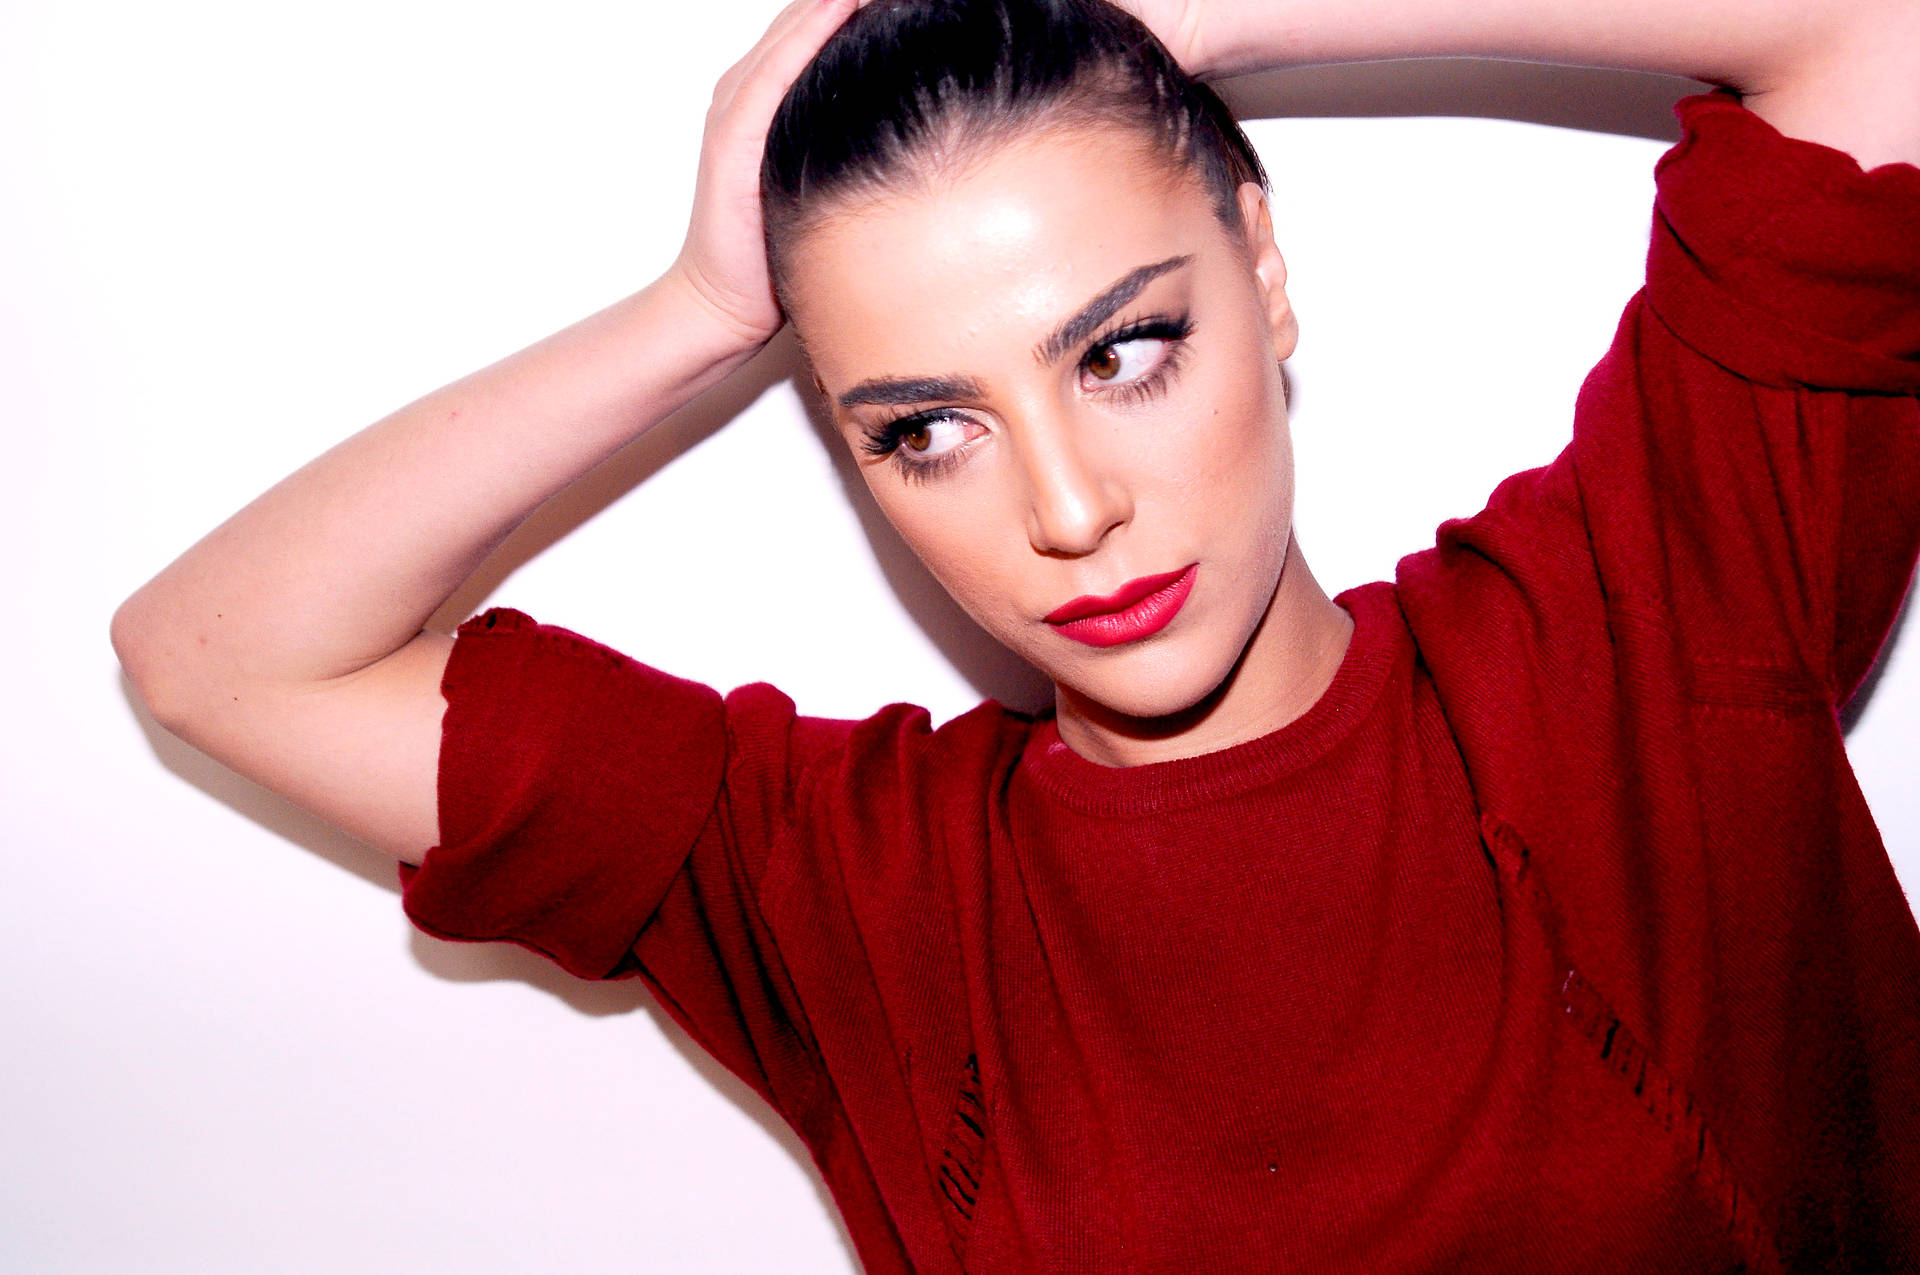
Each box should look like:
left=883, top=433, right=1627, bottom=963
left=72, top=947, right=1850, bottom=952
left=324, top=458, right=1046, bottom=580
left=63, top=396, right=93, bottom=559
left=1017, top=581, right=1407, bottom=817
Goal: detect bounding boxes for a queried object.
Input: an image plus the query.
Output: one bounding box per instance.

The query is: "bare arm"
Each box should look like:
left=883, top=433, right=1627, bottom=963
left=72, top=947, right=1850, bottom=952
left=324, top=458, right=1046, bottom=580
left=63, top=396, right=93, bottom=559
left=1146, top=0, right=1920, bottom=168
left=111, top=0, right=863, bottom=865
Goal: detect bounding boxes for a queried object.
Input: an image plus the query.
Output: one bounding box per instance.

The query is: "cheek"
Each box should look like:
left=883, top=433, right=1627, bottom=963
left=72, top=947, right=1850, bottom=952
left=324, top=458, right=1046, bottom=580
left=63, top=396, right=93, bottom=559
left=869, top=482, right=1024, bottom=627
left=1160, top=343, right=1293, bottom=522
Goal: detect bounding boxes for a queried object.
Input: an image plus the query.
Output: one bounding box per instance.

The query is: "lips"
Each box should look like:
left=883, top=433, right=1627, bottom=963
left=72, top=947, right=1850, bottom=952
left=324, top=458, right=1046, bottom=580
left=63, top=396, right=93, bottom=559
left=1045, top=564, right=1197, bottom=647
left=1046, top=566, right=1192, bottom=622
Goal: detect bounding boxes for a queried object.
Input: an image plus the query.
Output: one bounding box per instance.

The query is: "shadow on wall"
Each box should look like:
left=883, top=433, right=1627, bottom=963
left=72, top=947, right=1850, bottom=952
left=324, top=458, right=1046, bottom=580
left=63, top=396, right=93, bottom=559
left=1842, top=585, right=1912, bottom=736
left=407, top=928, right=864, bottom=1270
left=1220, top=60, right=1702, bottom=142
left=120, top=673, right=865, bottom=1269
left=122, top=675, right=404, bottom=898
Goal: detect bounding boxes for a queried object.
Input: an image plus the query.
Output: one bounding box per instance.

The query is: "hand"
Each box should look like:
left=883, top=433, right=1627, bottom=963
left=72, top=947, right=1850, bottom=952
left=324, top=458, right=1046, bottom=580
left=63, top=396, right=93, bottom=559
left=1113, top=0, right=1211, bottom=76
left=669, top=0, right=865, bottom=351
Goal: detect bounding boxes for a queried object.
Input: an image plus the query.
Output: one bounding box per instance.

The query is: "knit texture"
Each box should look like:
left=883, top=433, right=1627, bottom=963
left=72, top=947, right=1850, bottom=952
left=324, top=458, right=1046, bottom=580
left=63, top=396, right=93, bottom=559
left=401, top=96, right=1920, bottom=1273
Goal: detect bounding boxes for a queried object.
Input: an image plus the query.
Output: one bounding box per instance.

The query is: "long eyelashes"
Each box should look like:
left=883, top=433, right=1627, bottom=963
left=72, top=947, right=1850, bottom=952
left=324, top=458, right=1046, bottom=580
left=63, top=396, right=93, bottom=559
left=859, top=311, right=1195, bottom=483
left=859, top=410, right=973, bottom=484
left=1088, top=314, right=1192, bottom=406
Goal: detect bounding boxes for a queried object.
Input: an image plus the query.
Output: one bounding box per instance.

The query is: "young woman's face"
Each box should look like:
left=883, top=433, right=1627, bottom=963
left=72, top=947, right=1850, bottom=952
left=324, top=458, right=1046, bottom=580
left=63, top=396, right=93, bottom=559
left=784, top=125, right=1304, bottom=742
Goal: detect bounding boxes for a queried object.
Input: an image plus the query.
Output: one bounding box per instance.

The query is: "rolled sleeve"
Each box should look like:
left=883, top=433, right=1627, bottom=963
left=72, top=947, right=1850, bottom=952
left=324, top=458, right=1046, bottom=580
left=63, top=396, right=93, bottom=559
left=1646, top=93, right=1920, bottom=394
left=398, top=607, right=729, bottom=980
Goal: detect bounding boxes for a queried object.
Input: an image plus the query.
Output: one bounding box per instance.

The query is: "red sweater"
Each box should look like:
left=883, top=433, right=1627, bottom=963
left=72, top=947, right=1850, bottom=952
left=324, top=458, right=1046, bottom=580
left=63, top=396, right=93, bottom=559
left=401, top=97, right=1920, bottom=1273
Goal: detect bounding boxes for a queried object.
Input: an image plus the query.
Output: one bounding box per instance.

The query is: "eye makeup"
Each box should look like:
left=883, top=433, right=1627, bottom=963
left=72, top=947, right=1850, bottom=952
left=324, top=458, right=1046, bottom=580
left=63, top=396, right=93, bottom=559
left=859, top=409, right=979, bottom=484
left=1079, top=312, right=1193, bottom=404
left=857, top=309, right=1196, bottom=482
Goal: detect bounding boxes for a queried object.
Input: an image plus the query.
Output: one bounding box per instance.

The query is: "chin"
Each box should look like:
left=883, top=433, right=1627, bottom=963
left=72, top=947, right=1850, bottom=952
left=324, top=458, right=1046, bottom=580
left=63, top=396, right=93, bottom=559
left=1048, top=637, right=1244, bottom=725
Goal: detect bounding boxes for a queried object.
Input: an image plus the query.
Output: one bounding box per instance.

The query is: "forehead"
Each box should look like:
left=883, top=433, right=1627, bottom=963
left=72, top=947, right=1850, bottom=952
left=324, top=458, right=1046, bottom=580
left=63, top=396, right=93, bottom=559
left=785, top=128, right=1228, bottom=381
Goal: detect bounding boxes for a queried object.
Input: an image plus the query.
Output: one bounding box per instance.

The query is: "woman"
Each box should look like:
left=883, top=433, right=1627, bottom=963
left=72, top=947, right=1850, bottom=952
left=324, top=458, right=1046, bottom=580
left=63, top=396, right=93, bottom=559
left=112, top=0, right=1920, bottom=1269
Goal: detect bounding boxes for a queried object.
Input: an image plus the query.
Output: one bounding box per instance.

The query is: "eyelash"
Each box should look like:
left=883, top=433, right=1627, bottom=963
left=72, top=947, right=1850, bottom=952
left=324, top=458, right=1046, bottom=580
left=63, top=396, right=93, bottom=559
left=859, top=312, right=1195, bottom=483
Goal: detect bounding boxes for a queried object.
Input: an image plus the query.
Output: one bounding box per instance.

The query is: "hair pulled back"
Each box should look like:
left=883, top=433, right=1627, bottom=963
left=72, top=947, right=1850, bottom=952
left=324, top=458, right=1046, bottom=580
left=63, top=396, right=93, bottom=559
left=760, top=0, right=1268, bottom=292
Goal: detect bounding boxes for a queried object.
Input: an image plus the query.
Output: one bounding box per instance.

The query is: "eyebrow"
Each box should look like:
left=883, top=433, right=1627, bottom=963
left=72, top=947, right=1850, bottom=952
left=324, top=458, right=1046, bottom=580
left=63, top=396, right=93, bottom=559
left=838, top=374, right=985, bottom=411
left=1033, top=254, right=1193, bottom=366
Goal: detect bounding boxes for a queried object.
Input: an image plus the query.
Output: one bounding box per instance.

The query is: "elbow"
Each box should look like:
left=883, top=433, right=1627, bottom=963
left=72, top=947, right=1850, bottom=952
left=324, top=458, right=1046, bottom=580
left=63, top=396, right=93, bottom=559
left=112, top=588, right=200, bottom=735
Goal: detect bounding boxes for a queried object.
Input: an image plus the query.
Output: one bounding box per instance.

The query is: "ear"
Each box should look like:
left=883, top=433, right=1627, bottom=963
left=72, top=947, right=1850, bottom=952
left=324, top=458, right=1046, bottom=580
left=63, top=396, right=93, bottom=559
left=1236, top=182, right=1298, bottom=362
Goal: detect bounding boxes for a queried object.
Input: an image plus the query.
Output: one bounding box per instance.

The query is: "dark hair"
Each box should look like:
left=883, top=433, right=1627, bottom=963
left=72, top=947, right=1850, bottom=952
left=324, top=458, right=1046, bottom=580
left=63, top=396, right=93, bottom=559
left=759, top=0, right=1267, bottom=294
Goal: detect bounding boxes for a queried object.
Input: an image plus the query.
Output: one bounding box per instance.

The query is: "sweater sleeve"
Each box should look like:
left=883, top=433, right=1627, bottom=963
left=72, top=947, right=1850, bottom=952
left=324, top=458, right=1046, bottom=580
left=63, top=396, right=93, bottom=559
left=1402, top=95, right=1920, bottom=715
left=395, top=606, right=848, bottom=1118
left=1603, top=92, right=1920, bottom=702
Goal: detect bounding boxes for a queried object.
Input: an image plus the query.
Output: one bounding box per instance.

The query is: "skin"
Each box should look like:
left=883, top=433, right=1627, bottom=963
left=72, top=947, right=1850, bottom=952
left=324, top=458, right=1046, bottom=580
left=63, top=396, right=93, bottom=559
left=784, top=126, right=1354, bottom=767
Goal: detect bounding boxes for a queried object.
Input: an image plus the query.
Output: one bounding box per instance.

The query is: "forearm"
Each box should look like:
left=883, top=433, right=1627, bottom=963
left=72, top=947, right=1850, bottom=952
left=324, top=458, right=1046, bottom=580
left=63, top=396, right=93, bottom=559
left=1188, top=0, right=1919, bottom=167
left=114, top=270, right=757, bottom=714
left=1198, top=0, right=1842, bottom=82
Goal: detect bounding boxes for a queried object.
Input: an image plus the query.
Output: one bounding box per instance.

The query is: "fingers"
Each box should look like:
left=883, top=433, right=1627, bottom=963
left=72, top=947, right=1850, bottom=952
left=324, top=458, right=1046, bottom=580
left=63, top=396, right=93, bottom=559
left=712, top=0, right=865, bottom=124
left=753, top=0, right=867, bottom=94
left=674, top=0, right=869, bottom=343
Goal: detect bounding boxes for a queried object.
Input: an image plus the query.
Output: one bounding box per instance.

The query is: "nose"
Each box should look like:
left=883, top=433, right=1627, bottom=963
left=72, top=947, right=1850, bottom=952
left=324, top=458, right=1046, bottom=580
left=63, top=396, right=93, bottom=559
left=1017, top=412, right=1132, bottom=557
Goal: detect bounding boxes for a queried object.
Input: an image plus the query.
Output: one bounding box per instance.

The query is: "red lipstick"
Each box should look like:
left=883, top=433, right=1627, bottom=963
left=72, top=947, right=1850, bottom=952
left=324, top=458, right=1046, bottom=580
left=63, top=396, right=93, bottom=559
left=1045, top=564, right=1197, bottom=647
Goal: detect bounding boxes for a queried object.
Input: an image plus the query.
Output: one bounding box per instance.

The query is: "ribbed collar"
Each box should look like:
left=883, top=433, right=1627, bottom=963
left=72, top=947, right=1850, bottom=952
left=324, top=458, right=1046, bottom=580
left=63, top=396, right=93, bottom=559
left=1015, top=582, right=1407, bottom=817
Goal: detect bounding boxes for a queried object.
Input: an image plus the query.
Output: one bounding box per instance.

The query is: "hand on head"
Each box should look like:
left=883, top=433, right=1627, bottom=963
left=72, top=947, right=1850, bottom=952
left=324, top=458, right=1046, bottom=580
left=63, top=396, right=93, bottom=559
left=670, top=0, right=870, bottom=351
left=1110, top=0, right=1208, bottom=73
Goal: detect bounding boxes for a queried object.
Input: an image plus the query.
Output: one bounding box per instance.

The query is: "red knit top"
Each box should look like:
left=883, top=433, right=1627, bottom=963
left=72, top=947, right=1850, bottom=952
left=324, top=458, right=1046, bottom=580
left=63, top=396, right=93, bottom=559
left=400, top=97, right=1920, bottom=1273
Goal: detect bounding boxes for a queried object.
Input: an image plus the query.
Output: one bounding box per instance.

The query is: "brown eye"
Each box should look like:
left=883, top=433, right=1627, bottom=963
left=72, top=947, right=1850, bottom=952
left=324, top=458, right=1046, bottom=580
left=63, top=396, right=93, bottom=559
left=901, top=424, right=932, bottom=452
left=1086, top=345, right=1122, bottom=380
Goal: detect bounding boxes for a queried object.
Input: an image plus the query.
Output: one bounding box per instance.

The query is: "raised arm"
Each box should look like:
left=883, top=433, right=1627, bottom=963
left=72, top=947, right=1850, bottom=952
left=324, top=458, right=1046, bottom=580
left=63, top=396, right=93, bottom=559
left=1142, top=0, right=1920, bottom=168
left=110, top=0, right=862, bottom=865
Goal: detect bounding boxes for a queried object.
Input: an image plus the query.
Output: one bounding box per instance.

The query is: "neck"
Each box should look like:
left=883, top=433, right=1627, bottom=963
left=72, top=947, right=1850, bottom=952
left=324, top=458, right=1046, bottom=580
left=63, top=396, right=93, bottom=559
left=1052, top=535, right=1354, bottom=768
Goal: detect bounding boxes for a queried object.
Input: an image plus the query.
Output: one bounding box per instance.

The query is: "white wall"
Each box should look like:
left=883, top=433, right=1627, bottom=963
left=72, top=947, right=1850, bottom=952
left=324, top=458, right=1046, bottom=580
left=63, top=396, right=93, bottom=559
left=3, top=2, right=1913, bottom=1271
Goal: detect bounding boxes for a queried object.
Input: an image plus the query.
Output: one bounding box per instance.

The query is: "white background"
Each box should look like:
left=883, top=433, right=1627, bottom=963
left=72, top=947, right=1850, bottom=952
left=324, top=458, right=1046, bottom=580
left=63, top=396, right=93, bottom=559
left=3, top=1, right=1913, bottom=1272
